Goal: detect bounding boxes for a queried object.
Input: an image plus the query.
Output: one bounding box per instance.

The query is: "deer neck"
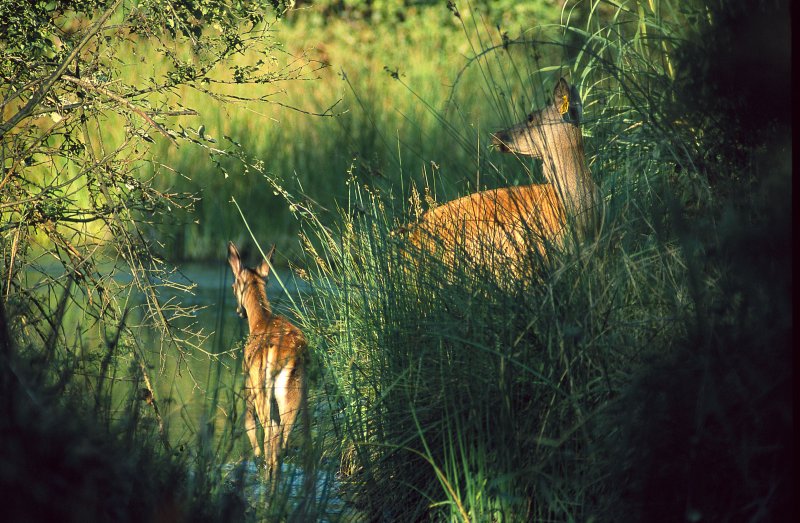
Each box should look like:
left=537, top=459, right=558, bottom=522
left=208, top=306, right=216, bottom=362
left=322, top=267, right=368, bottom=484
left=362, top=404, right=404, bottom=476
left=243, top=285, right=272, bottom=333
left=542, top=141, right=600, bottom=237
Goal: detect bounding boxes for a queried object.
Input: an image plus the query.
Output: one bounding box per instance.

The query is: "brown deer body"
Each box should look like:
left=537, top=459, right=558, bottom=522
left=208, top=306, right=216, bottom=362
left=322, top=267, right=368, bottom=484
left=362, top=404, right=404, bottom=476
left=409, top=78, right=600, bottom=272
left=227, top=242, right=308, bottom=482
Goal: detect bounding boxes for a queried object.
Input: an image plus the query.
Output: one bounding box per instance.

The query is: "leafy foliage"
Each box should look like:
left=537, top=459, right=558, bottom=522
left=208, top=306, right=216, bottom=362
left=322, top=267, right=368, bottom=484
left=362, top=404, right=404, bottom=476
left=0, top=0, right=307, bottom=408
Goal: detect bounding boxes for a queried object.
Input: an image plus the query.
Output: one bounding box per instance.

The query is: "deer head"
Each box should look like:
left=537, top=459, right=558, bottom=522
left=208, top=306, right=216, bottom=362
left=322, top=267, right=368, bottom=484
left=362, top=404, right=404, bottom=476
left=491, top=78, right=583, bottom=159
left=227, top=241, right=275, bottom=319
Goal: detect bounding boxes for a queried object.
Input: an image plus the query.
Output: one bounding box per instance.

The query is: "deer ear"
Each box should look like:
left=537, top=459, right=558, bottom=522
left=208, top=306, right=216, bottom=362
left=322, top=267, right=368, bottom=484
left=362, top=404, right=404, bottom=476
left=227, top=241, right=242, bottom=275
left=553, top=78, right=570, bottom=102
left=553, top=78, right=571, bottom=111
left=553, top=78, right=582, bottom=124
left=256, top=245, right=276, bottom=279
left=566, top=83, right=582, bottom=124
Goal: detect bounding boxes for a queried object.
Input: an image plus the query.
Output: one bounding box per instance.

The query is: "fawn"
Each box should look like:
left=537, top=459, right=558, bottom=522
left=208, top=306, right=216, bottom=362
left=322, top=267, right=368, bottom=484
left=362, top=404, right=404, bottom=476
left=408, top=78, right=601, bottom=274
left=227, top=242, right=309, bottom=484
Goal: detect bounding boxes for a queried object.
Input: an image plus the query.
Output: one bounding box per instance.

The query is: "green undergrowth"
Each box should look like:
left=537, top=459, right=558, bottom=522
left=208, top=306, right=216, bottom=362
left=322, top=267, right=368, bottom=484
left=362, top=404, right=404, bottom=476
left=0, top=286, right=339, bottom=522
left=2, top=1, right=789, bottom=521
left=292, top=167, right=693, bottom=520
left=291, top=119, right=790, bottom=521
left=275, top=1, right=791, bottom=520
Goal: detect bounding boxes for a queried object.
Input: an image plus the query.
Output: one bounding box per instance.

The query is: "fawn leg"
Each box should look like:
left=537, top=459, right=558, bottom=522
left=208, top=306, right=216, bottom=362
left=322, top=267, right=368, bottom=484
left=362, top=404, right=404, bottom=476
left=245, top=400, right=261, bottom=458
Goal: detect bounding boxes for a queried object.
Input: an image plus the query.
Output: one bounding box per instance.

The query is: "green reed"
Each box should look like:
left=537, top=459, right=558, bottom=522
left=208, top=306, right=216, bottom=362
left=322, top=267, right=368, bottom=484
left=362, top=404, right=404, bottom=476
left=278, top=1, right=790, bottom=521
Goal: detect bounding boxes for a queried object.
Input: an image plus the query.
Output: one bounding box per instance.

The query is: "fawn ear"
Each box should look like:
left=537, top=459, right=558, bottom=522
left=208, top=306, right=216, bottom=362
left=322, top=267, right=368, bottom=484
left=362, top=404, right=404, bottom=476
left=256, top=245, right=276, bottom=279
left=227, top=241, right=242, bottom=275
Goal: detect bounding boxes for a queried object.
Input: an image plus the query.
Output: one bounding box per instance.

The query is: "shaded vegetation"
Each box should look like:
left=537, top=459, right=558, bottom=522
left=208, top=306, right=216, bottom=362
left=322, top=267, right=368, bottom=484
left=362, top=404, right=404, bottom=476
left=0, top=297, right=244, bottom=523
left=1, top=0, right=791, bottom=521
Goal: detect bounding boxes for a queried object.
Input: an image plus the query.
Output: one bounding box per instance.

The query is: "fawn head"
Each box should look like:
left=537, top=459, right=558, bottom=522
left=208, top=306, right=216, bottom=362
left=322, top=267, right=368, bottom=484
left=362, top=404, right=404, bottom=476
left=492, top=78, right=583, bottom=158
left=227, top=241, right=275, bottom=319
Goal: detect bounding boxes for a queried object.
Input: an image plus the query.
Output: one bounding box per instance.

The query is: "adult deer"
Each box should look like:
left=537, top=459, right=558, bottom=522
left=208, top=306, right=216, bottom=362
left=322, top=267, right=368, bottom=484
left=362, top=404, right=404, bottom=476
left=408, top=78, right=601, bottom=274
left=227, top=242, right=309, bottom=485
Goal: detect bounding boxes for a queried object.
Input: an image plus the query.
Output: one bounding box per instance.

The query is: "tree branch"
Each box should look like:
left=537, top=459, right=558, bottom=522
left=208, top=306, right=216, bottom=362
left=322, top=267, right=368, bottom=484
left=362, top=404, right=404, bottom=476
left=61, top=75, right=178, bottom=146
left=0, top=0, right=123, bottom=139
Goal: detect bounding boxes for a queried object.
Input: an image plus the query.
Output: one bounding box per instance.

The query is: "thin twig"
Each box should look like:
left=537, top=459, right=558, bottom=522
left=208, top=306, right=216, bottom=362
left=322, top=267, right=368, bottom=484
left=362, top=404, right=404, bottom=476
left=62, top=75, right=178, bottom=146
left=0, top=0, right=123, bottom=138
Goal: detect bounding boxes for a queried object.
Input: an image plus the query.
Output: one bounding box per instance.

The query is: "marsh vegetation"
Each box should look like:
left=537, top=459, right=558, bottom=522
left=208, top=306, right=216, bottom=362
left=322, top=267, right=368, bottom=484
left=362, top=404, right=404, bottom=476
left=1, top=0, right=791, bottom=521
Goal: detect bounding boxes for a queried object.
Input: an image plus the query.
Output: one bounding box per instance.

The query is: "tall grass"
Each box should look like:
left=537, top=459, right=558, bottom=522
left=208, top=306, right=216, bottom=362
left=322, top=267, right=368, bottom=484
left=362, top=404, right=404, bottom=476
left=295, top=179, right=688, bottom=520
left=280, top=1, right=791, bottom=521
left=3, top=1, right=788, bottom=521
